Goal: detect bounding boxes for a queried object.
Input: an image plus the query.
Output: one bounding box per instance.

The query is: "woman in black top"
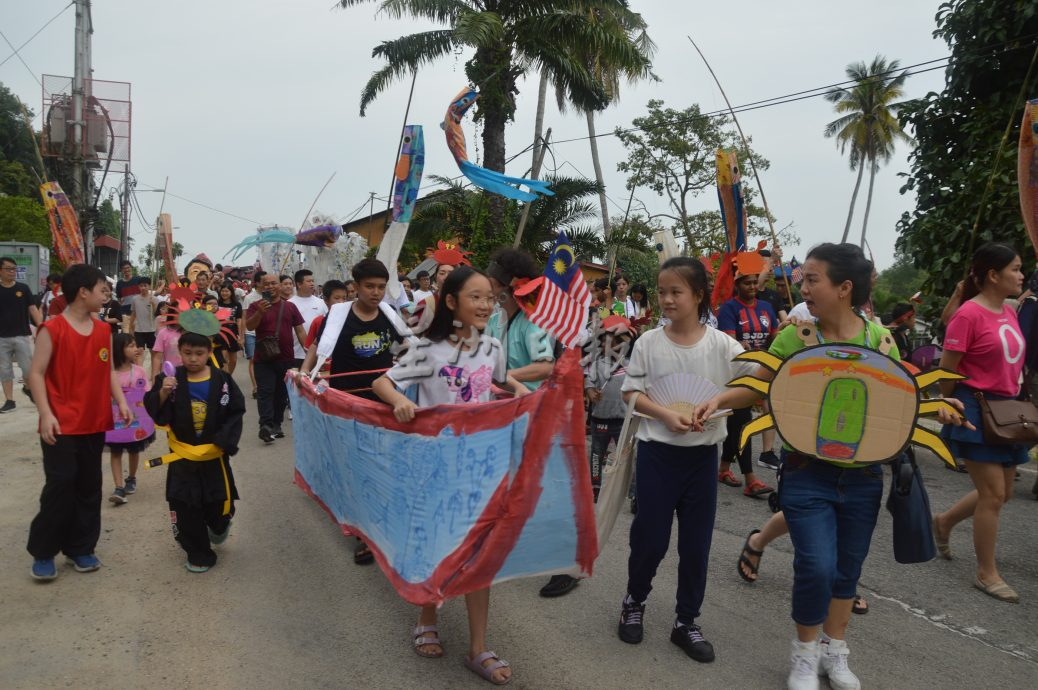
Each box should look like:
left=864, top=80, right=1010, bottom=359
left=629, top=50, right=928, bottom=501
left=216, top=282, right=244, bottom=374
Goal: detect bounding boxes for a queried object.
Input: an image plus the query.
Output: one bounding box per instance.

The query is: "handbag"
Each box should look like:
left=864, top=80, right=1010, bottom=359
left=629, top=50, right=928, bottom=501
left=594, top=392, right=641, bottom=549
left=885, top=449, right=936, bottom=564
left=973, top=391, right=1038, bottom=445
left=254, top=300, right=285, bottom=362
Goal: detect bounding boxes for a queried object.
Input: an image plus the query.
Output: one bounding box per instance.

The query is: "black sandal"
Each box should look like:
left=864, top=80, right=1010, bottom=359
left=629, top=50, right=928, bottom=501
left=737, top=529, right=764, bottom=583
left=852, top=595, right=868, bottom=615
left=354, top=540, right=375, bottom=565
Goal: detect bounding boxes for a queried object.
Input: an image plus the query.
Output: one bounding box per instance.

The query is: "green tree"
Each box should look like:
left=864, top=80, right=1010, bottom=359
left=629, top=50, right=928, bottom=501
left=95, top=198, right=122, bottom=239
left=896, top=0, right=1038, bottom=316
left=337, top=0, right=652, bottom=230
left=551, top=4, right=656, bottom=246
left=0, top=82, right=42, bottom=183
left=823, top=56, right=910, bottom=246
left=615, top=100, right=790, bottom=255
left=873, top=248, right=927, bottom=317
left=137, top=240, right=184, bottom=280
left=0, top=195, right=50, bottom=246
left=0, top=160, right=37, bottom=198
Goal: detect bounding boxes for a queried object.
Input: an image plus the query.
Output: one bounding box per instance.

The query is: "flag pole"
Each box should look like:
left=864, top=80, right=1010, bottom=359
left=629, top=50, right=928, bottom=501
left=688, top=35, right=794, bottom=309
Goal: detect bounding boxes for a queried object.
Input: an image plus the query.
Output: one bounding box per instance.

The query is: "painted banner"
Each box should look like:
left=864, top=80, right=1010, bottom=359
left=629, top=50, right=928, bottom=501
left=40, top=181, right=84, bottom=267
left=105, top=386, right=155, bottom=444
left=288, top=349, right=597, bottom=607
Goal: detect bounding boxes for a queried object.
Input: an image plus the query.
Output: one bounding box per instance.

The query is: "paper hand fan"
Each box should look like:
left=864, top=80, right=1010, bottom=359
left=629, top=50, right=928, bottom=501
left=646, top=373, right=730, bottom=420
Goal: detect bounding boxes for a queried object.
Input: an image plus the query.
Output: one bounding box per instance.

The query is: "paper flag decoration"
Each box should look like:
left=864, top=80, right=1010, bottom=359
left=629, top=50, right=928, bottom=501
left=289, top=349, right=597, bottom=606
left=1019, top=99, right=1038, bottom=258
left=442, top=86, right=553, bottom=202
left=728, top=339, right=965, bottom=467
left=380, top=125, right=426, bottom=301
left=40, top=181, right=84, bottom=267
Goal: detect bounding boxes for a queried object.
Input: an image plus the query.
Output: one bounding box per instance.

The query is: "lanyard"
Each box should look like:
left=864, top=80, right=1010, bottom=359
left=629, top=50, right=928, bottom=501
left=814, top=316, right=871, bottom=348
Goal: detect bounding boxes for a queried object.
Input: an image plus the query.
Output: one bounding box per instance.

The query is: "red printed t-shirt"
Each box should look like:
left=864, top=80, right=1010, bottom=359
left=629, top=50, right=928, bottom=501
left=246, top=299, right=303, bottom=362
left=305, top=314, right=326, bottom=350
left=943, top=300, right=1025, bottom=398
left=40, top=315, right=114, bottom=434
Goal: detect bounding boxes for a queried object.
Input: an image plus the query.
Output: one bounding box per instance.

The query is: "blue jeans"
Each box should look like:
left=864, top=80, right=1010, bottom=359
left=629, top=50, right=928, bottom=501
left=780, top=451, right=884, bottom=626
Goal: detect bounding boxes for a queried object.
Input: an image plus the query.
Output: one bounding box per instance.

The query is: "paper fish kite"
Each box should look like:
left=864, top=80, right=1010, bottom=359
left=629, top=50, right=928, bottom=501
left=40, top=181, right=84, bottom=267
left=1018, top=99, right=1038, bottom=257
left=727, top=322, right=965, bottom=467
left=711, top=150, right=767, bottom=308
left=223, top=225, right=343, bottom=263
left=377, top=125, right=425, bottom=301
left=442, top=87, right=553, bottom=202
left=289, top=349, right=597, bottom=607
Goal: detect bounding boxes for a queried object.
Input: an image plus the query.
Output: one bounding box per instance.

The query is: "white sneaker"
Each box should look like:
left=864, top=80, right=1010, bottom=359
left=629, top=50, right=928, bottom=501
left=819, top=638, right=861, bottom=690
left=788, top=639, right=820, bottom=690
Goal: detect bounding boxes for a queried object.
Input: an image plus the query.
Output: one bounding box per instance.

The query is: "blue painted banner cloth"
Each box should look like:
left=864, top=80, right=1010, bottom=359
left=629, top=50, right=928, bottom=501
left=288, top=350, right=597, bottom=606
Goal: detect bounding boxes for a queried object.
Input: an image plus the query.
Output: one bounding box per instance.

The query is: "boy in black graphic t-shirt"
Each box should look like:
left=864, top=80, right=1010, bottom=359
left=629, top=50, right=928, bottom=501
left=302, top=259, right=403, bottom=401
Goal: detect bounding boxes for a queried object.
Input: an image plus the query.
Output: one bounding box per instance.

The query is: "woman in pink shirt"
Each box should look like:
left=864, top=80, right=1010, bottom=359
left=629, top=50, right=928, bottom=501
left=934, top=242, right=1027, bottom=604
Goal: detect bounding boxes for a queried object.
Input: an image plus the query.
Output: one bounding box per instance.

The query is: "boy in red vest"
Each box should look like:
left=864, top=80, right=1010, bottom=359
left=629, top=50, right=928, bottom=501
left=27, top=264, right=132, bottom=580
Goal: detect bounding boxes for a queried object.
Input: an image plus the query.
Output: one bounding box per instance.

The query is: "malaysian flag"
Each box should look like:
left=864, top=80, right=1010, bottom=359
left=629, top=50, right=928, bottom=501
left=789, top=257, right=804, bottom=285
left=513, top=231, right=593, bottom=348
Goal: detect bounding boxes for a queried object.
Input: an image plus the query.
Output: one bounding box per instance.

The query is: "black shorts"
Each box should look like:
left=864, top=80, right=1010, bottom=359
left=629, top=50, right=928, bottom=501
left=134, top=332, right=156, bottom=350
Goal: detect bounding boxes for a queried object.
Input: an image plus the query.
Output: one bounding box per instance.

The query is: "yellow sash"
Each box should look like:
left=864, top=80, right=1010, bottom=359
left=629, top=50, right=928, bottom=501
left=148, top=427, right=233, bottom=516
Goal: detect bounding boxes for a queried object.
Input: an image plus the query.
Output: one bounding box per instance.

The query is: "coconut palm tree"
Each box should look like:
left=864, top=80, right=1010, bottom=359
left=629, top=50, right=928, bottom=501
left=563, top=4, right=655, bottom=248
left=337, top=1, right=652, bottom=230
left=824, top=56, right=910, bottom=246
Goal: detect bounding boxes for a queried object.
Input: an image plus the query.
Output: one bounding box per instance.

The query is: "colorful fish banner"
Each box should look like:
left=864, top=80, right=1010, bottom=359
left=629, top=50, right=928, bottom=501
left=39, top=181, right=84, bottom=267
left=711, top=150, right=767, bottom=308
left=442, top=87, right=553, bottom=202
left=1018, top=99, right=1038, bottom=257
left=378, top=125, right=425, bottom=301
left=288, top=349, right=597, bottom=607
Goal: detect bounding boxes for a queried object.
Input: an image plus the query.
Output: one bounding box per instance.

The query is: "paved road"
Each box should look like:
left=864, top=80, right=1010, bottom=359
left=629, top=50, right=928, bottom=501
left=1, top=368, right=1037, bottom=689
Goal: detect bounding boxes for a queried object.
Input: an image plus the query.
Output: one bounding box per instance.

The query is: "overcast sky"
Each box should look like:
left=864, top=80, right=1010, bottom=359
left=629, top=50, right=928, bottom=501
left=3, top=0, right=950, bottom=272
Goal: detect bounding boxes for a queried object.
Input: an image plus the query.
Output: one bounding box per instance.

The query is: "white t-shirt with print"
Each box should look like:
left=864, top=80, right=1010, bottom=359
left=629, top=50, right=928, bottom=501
left=386, top=336, right=506, bottom=407
left=620, top=326, right=754, bottom=447
left=289, top=294, right=329, bottom=359
left=241, top=291, right=262, bottom=336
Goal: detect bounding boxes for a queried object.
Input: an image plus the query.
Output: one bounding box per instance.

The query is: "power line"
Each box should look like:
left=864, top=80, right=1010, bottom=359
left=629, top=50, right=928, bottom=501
left=0, top=2, right=73, bottom=69
left=136, top=182, right=266, bottom=226
left=0, top=28, right=43, bottom=89
left=548, top=36, right=1038, bottom=148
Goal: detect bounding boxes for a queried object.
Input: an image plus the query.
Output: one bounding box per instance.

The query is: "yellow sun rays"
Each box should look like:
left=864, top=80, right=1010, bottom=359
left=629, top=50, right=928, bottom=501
left=727, top=350, right=968, bottom=468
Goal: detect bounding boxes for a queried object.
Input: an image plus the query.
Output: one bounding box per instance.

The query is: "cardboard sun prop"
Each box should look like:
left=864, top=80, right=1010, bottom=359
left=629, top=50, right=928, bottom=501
left=729, top=326, right=965, bottom=467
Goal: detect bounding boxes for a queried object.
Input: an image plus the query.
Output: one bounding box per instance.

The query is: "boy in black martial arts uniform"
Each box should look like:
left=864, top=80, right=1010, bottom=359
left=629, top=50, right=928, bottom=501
left=144, top=331, right=245, bottom=573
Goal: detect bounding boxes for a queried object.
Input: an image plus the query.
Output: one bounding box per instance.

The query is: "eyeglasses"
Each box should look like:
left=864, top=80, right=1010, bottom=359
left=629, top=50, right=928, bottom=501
left=0, top=265, right=16, bottom=271
left=462, top=293, right=495, bottom=307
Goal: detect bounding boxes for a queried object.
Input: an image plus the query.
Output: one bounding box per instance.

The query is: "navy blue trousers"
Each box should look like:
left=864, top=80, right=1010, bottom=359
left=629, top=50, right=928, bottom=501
left=626, top=440, right=718, bottom=624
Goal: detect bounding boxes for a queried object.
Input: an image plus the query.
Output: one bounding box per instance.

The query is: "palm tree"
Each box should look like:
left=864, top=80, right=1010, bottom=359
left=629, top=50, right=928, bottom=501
left=337, top=1, right=652, bottom=231
left=566, top=4, right=655, bottom=249
left=824, top=56, right=910, bottom=246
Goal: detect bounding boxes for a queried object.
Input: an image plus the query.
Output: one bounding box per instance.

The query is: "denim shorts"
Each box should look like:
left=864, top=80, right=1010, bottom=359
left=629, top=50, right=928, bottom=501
left=940, top=386, right=1031, bottom=466
left=780, top=451, right=884, bottom=626
left=244, top=333, right=256, bottom=359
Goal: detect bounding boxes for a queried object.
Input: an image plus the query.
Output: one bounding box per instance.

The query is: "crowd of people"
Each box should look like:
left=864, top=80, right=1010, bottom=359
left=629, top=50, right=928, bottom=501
left=1, top=237, right=1035, bottom=689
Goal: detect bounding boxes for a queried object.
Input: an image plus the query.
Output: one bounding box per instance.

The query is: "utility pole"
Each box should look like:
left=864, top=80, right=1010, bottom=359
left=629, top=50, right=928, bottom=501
left=118, top=169, right=129, bottom=267
left=72, top=0, right=95, bottom=262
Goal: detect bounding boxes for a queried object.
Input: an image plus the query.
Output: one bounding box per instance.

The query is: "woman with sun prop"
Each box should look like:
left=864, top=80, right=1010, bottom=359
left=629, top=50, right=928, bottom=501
left=695, top=243, right=971, bottom=690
